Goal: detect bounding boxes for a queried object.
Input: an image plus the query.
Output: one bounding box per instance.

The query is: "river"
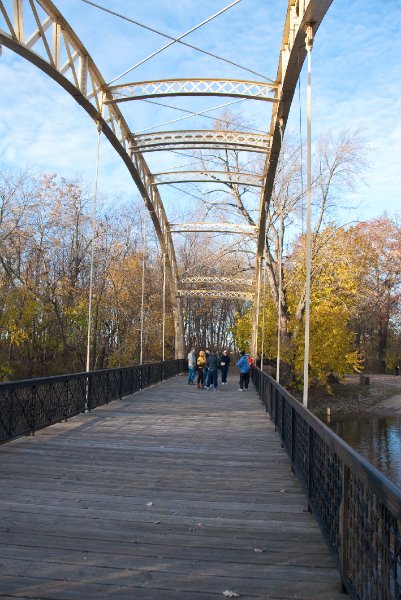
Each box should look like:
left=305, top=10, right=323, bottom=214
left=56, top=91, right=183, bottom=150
left=326, top=412, right=401, bottom=490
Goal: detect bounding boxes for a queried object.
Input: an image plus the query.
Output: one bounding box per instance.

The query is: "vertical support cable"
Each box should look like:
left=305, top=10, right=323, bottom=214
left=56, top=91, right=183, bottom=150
left=86, top=120, right=102, bottom=376
left=162, top=252, right=166, bottom=362
left=253, top=255, right=262, bottom=357
left=277, top=210, right=283, bottom=384
left=139, top=217, right=146, bottom=365
left=260, top=253, right=267, bottom=371
left=277, top=119, right=284, bottom=384
left=303, top=25, right=313, bottom=407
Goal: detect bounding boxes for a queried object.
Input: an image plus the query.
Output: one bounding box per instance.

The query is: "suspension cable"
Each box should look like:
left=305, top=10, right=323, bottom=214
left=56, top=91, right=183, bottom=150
left=86, top=120, right=102, bottom=381
left=109, top=0, right=243, bottom=83
left=78, top=0, right=273, bottom=84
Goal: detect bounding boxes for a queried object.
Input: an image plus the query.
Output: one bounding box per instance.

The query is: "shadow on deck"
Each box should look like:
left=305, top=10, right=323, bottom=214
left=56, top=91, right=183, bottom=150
left=0, top=373, right=343, bottom=599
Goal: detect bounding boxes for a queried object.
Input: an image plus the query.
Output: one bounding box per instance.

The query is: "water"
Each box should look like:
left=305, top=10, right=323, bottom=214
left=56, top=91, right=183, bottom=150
left=326, top=413, right=401, bottom=490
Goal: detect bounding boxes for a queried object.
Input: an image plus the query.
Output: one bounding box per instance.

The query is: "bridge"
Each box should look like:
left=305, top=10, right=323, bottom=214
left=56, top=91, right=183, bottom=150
left=1, top=1, right=400, bottom=598
left=1, top=362, right=400, bottom=598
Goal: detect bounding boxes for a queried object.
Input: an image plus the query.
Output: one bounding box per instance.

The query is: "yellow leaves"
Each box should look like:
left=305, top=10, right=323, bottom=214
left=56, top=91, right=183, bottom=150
left=231, top=224, right=370, bottom=386
left=8, top=321, right=30, bottom=345
left=1, top=287, right=41, bottom=346
left=232, top=311, right=252, bottom=352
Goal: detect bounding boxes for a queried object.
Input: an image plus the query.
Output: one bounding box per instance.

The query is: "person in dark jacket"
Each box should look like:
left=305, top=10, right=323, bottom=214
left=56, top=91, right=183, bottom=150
left=220, top=350, right=231, bottom=385
left=206, top=349, right=220, bottom=391
left=203, top=348, right=210, bottom=387
left=236, top=350, right=250, bottom=391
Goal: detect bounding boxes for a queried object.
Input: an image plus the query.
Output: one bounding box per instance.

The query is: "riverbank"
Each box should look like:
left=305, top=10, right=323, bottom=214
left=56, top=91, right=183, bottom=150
left=304, top=374, right=401, bottom=417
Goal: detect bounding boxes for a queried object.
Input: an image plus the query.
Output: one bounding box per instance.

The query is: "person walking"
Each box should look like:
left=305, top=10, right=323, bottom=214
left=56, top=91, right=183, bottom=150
left=220, top=350, right=231, bottom=385
left=187, top=347, right=196, bottom=385
left=236, top=350, right=250, bottom=391
left=196, top=350, right=207, bottom=389
left=206, top=349, right=220, bottom=391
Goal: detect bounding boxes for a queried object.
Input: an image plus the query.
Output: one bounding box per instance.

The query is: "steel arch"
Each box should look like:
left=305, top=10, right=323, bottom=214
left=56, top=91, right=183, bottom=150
left=0, top=0, right=185, bottom=357
left=0, top=0, right=333, bottom=358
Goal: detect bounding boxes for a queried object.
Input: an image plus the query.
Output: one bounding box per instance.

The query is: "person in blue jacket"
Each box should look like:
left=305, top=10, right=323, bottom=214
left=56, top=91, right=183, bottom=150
left=236, top=350, right=250, bottom=391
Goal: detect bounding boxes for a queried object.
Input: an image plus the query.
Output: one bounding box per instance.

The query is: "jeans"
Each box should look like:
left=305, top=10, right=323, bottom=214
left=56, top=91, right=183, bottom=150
left=188, top=366, right=195, bottom=383
left=202, top=367, right=209, bottom=385
left=221, top=366, right=228, bottom=383
left=207, top=370, right=218, bottom=389
left=239, top=372, right=250, bottom=389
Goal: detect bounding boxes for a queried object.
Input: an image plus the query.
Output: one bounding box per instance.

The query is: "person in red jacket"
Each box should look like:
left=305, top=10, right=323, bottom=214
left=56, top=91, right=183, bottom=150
left=246, top=353, right=255, bottom=368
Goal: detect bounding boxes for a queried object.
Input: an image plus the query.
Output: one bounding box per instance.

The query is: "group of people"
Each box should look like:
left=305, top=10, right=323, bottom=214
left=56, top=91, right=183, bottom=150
left=187, top=347, right=254, bottom=391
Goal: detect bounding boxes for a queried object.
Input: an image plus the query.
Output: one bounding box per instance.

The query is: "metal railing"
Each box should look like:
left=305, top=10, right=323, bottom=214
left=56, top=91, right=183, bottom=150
left=252, top=367, right=401, bottom=599
left=0, top=360, right=185, bottom=444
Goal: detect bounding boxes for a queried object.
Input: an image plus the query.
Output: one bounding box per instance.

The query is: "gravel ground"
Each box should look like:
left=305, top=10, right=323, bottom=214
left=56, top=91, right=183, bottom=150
left=305, top=374, right=401, bottom=416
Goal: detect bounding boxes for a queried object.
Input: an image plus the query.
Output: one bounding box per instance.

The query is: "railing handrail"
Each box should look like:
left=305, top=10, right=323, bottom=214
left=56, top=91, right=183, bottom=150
left=260, top=368, right=401, bottom=518
left=0, top=359, right=186, bottom=444
left=0, top=359, right=180, bottom=390
left=252, top=366, right=401, bottom=599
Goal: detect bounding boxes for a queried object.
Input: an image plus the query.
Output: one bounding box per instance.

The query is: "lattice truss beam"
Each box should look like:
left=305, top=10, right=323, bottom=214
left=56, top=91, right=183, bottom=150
left=177, top=289, right=254, bottom=301
left=177, top=277, right=254, bottom=302
left=131, top=131, right=271, bottom=153
left=169, top=222, right=257, bottom=236
left=181, top=276, right=254, bottom=287
left=107, top=78, right=277, bottom=103
left=153, top=171, right=263, bottom=187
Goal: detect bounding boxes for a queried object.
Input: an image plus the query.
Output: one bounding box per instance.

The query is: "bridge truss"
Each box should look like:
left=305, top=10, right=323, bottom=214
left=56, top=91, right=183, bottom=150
left=0, top=0, right=332, bottom=358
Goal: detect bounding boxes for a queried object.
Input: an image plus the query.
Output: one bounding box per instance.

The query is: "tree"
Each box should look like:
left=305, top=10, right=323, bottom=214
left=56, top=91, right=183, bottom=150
left=351, top=218, right=401, bottom=372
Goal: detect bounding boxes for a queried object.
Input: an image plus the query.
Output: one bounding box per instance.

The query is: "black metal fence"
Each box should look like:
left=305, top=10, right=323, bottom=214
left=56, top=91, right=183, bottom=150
left=252, top=367, right=401, bottom=599
left=0, top=359, right=185, bottom=444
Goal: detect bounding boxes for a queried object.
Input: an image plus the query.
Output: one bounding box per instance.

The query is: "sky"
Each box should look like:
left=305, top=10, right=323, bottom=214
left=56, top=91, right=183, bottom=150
left=0, top=0, right=400, bottom=225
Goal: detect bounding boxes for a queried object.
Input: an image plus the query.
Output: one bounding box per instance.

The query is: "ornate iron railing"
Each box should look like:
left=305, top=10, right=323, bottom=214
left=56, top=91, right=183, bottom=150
left=0, top=360, right=185, bottom=443
left=252, top=367, right=401, bottom=599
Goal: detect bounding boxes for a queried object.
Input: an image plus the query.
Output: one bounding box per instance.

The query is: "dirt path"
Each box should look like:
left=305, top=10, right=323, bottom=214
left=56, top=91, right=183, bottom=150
left=359, top=374, right=401, bottom=416
left=308, top=373, right=401, bottom=416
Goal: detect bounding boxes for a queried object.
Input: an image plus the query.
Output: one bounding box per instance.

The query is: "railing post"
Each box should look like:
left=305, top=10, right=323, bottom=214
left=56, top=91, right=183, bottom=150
left=63, top=379, right=69, bottom=421
left=291, top=407, right=295, bottom=469
left=86, top=374, right=92, bottom=412
left=281, top=394, right=285, bottom=447
left=340, top=464, right=350, bottom=593
left=274, top=388, right=277, bottom=430
left=307, top=424, right=313, bottom=512
left=30, top=385, right=37, bottom=435
left=118, top=369, right=123, bottom=399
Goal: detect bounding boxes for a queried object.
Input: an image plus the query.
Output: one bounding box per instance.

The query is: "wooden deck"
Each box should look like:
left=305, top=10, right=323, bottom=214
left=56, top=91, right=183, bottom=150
left=0, top=374, right=343, bottom=599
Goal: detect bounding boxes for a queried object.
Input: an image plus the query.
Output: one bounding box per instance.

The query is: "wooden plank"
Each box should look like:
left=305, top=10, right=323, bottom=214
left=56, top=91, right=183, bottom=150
left=0, top=375, right=344, bottom=599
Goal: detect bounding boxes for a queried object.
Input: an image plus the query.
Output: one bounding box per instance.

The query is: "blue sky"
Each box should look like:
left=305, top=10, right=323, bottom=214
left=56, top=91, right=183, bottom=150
left=0, top=0, right=400, bottom=223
